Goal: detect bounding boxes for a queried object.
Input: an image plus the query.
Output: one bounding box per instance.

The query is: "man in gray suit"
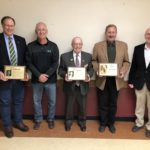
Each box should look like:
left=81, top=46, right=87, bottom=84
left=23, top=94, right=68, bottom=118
left=58, top=37, right=93, bottom=131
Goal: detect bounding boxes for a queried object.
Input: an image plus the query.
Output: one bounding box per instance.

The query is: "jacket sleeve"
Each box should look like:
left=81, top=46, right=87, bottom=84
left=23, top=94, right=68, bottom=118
left=58, top=54, right=67, bottom=79
left=128, top=47, right=137, bottom=84
left=92, top=44, right=99, bottom=72
left=87, top=54, right=94, bottom=77
left=119, top=43, right=130, bottom=75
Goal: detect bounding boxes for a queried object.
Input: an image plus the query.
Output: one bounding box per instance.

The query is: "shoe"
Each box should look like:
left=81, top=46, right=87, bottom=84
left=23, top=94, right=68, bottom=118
left=33, top=122, right=41, bottom=130
left=4, top=127, right=14, bottom=138
left=14, top=122, right=29, bottom=132
left=108, top=125, right=116, bottom=133
left=65, top=125, right=71, bottom=131
left=48, top=121, right=55, bottom=129
left=79, top=125, right=86, bottom=132
left=99, top=126, right=106, bottom=132
left=132, top=125, right=143, bottom=132
left=145, top=129, right=150, bottom=138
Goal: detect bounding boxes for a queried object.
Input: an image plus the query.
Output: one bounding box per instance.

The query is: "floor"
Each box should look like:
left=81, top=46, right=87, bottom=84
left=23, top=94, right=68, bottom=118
left=0, top=120, right=149, bottom=139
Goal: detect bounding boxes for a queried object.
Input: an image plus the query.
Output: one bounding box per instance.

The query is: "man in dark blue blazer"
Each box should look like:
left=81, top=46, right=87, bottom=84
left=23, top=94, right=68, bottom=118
left=0, top=16, right=29, bottom=138
left=128, top=27, right=150, bottom=138
left=58, top=37, right=94, bottom=131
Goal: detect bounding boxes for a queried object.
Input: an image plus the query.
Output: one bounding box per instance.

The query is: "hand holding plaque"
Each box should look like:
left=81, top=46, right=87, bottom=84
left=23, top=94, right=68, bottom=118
left=4, top=65, right=25, bottom=80
left=98, top=63, right=118, bottom=76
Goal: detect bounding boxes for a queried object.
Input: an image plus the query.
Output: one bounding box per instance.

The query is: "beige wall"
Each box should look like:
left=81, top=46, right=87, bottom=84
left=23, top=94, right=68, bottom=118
left=0, top=0, right=150, bottom=60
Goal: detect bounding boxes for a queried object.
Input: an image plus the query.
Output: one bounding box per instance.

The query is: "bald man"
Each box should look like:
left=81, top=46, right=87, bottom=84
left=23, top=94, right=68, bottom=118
left=26, top=22, right=59, bottom=130
left=58, top=37, right=94, bottom=131
left=128, top=27, right=150, bottom=138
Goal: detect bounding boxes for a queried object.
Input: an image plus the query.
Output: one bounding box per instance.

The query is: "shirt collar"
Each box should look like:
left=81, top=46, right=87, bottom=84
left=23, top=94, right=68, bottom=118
left=73, top=51, right=81, bottom=57
left=3, top=33, right=14, bottom=39
left=36, top=38, right=49, bottom=46
left=107, top=41, right=115, bottom=47
left=145, top=44, right=150, bottom=50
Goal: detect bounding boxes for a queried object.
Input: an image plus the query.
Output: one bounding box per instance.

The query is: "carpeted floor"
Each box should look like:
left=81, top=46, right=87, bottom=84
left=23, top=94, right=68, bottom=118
left=0, top=137, right=150, bottom=150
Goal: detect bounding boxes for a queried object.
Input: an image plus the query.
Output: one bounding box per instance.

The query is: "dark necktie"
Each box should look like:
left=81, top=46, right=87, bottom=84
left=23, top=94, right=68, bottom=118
left=8, top=37, right=17, bottom=65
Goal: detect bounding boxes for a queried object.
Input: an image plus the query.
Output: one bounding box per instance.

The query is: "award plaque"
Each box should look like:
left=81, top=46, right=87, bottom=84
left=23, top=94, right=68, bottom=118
left=68, top=67, right=86, bottom=80
left=99, top=63, right=118, bottom=76
left=4, top=65, right=25, bottom=79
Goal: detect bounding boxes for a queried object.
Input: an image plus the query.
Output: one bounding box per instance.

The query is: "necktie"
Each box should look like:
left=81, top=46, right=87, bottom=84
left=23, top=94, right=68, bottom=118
left=8, top=37, right=17, bottom=65
left=76, top=54, right=80, bottom=67
left=75, top=54, right=80, bottom=86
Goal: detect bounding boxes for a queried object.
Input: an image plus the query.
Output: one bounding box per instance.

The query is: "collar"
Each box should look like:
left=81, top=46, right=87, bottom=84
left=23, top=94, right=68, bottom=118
left=107, top=41, right=115, bottom=47
left=145, top=44, right=150, bottom=50
left=3, top=33, right=14, bottom=39
left=73, top=51, right=81, bottom=57
left=36, top=38, right=49, bottom=46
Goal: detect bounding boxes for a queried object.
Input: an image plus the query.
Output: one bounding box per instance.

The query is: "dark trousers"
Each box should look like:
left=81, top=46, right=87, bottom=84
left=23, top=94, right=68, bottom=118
left=97, top=77, right=118, bottom=126
left=65, top=86, right=87, bottom=127
left=0, top=80, right=24, bottom=128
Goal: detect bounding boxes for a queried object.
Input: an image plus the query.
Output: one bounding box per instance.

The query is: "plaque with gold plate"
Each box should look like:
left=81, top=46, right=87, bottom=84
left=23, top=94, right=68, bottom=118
left=4, top=65, right=25, bottom=80
left=99, top=63, right=118, bottom=76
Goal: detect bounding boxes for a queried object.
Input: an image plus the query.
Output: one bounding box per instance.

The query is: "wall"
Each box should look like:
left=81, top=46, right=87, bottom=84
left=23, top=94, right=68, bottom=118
left=0, top=0, right=150, bottom=60
left=0, top=0, right=149, bottom=118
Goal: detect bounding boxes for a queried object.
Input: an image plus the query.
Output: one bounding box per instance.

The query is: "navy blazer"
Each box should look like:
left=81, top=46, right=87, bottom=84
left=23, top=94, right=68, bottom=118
left=58, top=51, right=94, bottom=95
left=128, top=43, right=150, bottom=90
left=0, top=33, right=27, bottom=86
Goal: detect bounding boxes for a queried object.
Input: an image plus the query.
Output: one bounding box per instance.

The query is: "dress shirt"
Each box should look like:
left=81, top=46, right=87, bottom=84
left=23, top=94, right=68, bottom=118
left=144, top=44, right=150, bottom=68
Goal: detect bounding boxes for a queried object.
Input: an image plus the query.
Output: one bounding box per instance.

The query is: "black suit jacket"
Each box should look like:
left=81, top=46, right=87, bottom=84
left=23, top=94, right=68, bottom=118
left=58, top=51, right=94, bottom=95
left=0, top=33, right=27, bottom=86
left=128, top=43, right=150, bottom=90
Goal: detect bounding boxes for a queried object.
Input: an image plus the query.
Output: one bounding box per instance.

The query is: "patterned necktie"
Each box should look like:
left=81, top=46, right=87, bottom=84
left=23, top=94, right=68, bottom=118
left=8, top=37, right=17, bottom=65
left=75, top=54, right=80, bottom=86
left=76, top=54, right=80, bottom=67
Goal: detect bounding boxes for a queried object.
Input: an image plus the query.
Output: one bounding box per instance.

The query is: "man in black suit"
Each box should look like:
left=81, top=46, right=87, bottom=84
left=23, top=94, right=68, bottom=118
left=58, top=37, right=94, bottom=131
left=0, top=16, right=29, bottom=138
left=128, top=27, right=150, bottom=138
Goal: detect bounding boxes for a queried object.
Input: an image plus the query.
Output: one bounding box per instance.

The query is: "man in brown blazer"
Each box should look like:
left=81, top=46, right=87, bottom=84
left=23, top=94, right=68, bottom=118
left=92, top=24, right=130, bottom=133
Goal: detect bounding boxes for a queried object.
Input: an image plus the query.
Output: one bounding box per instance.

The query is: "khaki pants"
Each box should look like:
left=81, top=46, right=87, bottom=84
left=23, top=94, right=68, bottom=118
left=135, top=84, right=150, bottom=130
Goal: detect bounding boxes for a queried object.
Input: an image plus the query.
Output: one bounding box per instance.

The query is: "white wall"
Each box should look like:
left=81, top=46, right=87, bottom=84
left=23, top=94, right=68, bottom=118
left=0, top=0, right=150, bottom=61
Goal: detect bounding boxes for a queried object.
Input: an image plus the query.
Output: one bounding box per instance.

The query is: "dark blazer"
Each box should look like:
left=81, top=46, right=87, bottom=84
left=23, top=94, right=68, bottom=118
left=128, top=43, right=150, bottom=91
left=58, top=51, right=94, bottom=95
left=0, top=33, right=27, bottom=86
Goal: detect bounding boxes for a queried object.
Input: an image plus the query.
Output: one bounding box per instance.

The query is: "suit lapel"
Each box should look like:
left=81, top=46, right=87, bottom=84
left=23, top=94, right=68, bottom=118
left=68, top=51, right=75, bottom=67
left=101, top=42, right=108, bottom=61
left=115, top=41, right=119, bottom=63
left=81, top=52, right=86, bottom=67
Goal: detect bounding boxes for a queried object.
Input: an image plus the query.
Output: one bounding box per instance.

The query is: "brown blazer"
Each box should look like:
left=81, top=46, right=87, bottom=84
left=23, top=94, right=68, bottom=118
left=92, top=40, right=130, bottom=90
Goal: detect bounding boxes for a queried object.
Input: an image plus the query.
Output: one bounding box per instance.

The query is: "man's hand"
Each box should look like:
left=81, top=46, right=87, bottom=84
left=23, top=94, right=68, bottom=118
left=0, top=71, right=8, bottom=81
left=21, top=72, right=30, bottom=81
left=84, top=74, right=90, bottom=82
left=39, top=74, right=49, bottom=83
left=128, top=84, right=134, bottom=88
left=118, top=71, right=124, bottom=78
left=65, top=74, right=72, bottom=82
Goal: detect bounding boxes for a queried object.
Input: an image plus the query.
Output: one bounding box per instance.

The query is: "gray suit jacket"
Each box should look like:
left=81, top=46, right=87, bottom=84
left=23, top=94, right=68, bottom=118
left=58, top=50, right=94, bottom=95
